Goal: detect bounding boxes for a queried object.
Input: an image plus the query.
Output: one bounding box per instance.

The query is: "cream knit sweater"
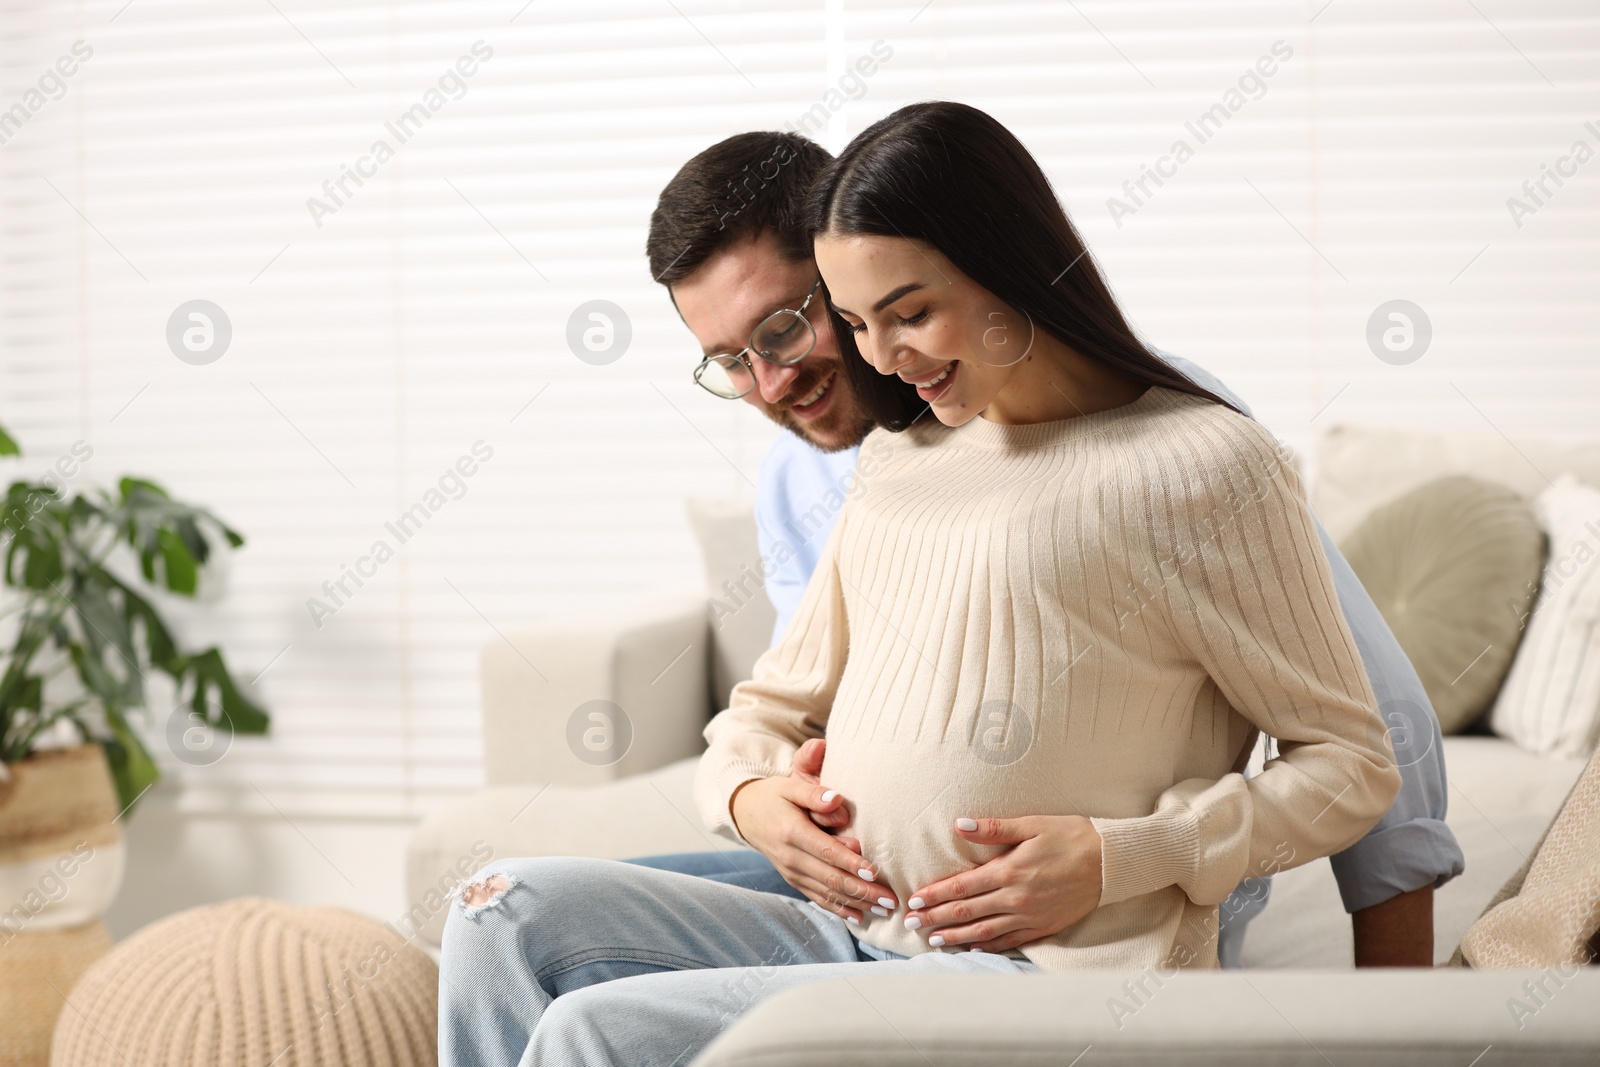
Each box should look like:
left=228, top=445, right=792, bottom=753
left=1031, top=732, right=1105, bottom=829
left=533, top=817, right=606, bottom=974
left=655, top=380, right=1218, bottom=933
left=694, top=385, right=1401, bottom=971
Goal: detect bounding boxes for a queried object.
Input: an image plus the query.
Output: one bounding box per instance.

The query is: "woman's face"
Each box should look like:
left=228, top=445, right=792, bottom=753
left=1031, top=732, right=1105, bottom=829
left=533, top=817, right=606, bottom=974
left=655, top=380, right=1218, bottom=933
left=814, top=233, right=1034, bottom=427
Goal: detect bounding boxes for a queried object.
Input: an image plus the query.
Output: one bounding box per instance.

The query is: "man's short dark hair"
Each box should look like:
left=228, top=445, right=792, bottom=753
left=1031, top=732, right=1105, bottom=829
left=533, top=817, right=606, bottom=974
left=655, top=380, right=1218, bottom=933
left=647, top=131, right=832, bottom=287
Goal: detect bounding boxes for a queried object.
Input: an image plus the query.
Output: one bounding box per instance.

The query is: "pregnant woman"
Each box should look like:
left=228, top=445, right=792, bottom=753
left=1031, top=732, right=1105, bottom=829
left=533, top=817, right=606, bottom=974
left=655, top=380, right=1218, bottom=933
left=438, top=102, right=1399, bottom=1067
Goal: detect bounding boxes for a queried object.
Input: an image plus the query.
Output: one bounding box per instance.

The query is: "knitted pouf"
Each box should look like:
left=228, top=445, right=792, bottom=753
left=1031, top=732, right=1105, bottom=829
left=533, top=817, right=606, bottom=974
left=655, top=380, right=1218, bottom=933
left=50, top=898, right=439, bottom=1067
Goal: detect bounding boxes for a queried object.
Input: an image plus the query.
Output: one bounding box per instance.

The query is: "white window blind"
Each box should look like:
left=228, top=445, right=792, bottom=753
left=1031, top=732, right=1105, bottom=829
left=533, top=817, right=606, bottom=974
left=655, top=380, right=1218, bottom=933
left=837, top=0, right=1598, bottom=446
left=2, top=1, right=1595, bottom=818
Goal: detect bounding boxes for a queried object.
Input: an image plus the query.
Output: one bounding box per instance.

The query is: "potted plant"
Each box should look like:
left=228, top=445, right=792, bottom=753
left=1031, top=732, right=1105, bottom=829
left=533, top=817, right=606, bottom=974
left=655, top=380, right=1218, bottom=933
left=0, top=425, right=267, bottom=1066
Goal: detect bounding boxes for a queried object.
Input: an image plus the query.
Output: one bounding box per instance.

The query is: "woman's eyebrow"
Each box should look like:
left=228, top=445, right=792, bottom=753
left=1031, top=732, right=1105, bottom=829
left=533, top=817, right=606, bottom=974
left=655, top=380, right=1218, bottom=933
left=872, top=282, right=925, bottom=313
left=832, top=282, right=926, bottom=319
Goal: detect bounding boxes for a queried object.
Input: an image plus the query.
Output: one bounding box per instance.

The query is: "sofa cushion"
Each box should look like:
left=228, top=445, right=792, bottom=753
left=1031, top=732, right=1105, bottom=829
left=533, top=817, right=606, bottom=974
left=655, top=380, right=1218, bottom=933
left=1339, top=475, right=1542, bottom=733
left=479, top=604, right=711, bottom=788
left=1241, top=736, right=1588, bottom=968
left=691, top=968, right=1600, bottom=1066
left=686, top=498, right=776, bottom=713
left=406, top=756, right=716, bottom=945
left=1491, top=473, right=1600, bottom=757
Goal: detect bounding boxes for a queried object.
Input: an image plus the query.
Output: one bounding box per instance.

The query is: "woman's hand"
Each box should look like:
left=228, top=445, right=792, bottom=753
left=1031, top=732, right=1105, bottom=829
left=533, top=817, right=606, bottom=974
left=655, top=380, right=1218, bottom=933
left=786, top=738, right=851, bottom=832
left=901, top=815, right=1103, bottom=953
left=729, top=739, right=898, bottom=925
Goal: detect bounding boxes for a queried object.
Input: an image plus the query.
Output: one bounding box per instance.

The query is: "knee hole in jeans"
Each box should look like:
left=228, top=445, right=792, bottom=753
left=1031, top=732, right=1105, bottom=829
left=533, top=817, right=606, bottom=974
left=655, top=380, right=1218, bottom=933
left=453, top=872, right=517, bottom=919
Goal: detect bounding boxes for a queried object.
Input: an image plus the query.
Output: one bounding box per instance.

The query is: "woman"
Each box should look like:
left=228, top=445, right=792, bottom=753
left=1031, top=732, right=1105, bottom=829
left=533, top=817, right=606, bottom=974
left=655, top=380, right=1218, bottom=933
left=440, top=103, right=1398, bottom=1065
left=698, top=99, right=1399, bottom=972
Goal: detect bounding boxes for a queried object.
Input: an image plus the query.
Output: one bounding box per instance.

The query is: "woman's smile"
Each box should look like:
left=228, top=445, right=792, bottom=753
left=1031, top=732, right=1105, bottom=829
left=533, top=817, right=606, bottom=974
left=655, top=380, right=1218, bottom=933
left=904, top=360, right=958, bottom=402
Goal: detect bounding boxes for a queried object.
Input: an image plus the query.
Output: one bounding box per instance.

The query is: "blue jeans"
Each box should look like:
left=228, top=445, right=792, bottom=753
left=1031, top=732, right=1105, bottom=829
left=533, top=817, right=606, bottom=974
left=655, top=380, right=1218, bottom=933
left=626, top=847, right=807, bottom=900
left=437, top=854, right=1039, bottom=1067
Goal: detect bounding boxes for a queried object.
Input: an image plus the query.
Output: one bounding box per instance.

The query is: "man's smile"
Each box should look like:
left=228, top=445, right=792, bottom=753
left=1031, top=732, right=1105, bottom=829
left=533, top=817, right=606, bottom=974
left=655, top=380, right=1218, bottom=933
left=788, top=368, right=837, bottom=421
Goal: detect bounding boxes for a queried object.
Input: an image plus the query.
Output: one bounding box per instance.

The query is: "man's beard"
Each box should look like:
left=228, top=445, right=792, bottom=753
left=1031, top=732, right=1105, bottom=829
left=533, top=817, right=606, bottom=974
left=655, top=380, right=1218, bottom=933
left=764, top=362, right=874, bottom=453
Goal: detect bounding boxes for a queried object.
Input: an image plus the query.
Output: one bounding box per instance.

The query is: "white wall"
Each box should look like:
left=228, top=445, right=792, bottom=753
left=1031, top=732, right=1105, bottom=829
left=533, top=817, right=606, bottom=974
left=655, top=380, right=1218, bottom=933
left=105, top=806, right=419, bottom=941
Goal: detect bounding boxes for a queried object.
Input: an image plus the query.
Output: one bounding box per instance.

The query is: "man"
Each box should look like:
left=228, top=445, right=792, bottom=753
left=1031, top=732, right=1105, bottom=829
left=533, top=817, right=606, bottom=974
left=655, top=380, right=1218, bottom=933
left=633, top=130, right=1462, bottom=967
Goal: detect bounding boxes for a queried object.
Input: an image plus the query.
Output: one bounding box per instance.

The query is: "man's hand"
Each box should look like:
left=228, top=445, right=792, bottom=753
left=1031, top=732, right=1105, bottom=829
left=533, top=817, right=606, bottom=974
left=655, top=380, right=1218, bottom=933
left=730, top=739, right=896, bottom=925
left=1352, top=884, right=1433, bottom=966
left=899, top=814, right=1103, bottom=953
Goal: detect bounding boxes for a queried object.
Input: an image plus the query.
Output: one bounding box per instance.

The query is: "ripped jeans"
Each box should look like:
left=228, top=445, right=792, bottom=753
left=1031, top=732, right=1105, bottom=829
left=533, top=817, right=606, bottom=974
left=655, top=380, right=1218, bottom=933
left=437, top=854, right=1039, bottom=1067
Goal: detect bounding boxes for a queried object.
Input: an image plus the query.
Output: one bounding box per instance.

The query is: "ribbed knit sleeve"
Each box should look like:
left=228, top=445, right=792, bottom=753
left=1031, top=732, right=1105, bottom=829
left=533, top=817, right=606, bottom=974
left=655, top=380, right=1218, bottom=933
left=1090, top=417, right=1402, bottom=908
left=692, top=511, right=852, bottom=846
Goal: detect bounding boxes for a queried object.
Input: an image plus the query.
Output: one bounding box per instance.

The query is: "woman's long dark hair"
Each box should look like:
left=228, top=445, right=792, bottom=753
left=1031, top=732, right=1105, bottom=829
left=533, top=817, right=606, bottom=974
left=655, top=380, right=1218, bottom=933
left=804, top=101, right=1244, bottom=430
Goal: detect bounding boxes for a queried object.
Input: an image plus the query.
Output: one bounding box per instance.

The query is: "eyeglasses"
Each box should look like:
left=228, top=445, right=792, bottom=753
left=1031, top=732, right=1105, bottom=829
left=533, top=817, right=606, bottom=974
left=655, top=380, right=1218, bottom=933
left=692, top=279, right=822, bottom=400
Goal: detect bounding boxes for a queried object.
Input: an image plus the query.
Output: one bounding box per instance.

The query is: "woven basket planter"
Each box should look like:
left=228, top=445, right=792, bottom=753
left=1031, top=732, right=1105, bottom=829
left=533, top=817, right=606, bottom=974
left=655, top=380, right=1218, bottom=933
left=0, top=746, right=126, bottom=1067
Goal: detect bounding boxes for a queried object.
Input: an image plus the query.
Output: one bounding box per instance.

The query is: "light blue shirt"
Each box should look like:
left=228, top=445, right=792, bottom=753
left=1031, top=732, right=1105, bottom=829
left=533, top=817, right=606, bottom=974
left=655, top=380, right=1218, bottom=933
left=755, top=434, right=861, bottom=648
left=752, top=355, right=1464, bottom=931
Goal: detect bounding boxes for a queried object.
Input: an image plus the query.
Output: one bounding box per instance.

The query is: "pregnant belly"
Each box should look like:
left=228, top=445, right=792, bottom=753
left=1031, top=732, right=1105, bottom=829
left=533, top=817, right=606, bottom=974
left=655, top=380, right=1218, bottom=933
left=818, top=739, right=1073, bottom=914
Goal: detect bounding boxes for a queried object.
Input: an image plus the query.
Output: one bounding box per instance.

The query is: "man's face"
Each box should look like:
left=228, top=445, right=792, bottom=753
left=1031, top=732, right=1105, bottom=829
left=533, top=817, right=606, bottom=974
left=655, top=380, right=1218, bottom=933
left=672, top=230, right=873, bottom=453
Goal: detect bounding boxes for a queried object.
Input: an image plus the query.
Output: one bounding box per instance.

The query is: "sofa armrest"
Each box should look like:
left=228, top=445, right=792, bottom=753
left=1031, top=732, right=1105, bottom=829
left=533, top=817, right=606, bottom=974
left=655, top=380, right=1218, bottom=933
left=481, top=595, right=712, bottom=787
left=692, top=969, right=1600, bottom=1066
left=405, top=756, right=740, bottom=945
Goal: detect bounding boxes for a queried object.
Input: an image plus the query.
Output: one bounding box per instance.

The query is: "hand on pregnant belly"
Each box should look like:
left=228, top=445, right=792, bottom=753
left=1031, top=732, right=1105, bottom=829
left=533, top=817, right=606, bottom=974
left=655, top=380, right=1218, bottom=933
left=729, top=739, right=899, bottom=926
left=900, top=815, right=1104, bottom=954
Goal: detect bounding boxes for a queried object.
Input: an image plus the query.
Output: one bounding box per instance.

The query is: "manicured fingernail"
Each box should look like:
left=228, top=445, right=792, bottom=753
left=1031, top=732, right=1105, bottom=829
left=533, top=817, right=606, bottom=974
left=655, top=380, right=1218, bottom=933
left=877, top=897, right=895, bottom=909
left=846, top=914, right=860, bottom=925
left=904, top=916, right=922, bottom=930
left=858, top=868, right=875, bottom=882
left=821, top=790, right=838, bottom=802
left=956, top=818, right=978, bottom=831
left=908, top=896, right=926, bottom=909
left=929, top=935, right=946, bottom=947
left=871, top=905, right=889, bottom=917
left=968, top=946, right=985, bottom=953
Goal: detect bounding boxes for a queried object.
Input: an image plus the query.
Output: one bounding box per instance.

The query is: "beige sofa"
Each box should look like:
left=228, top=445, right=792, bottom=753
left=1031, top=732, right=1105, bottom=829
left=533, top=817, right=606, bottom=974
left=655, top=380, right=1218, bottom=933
left=406, top=422, right=1600, bottom=1063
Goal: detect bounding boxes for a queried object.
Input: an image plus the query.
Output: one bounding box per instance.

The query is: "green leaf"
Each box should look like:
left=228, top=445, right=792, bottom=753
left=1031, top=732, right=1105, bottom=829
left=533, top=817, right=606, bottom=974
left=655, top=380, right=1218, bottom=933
left=1, top=482, right=67, bottom=591
left=174, top=515, right=209, bottom=567
left=118, top=476, right=170, bottom=502
left=156, top=527, right=199, bottom=594
left=0, top=607, right=65, bottom=751
left=109, top=574, right=181, bottom=672
left=69, top=644, right=139, bottom=713
left=186, top=647, right=269, bottom=735
left=11, top=697, right=90, bottom=760
left=99, top=711, right=160, bottom=814
left=65, top=579, right=145, bottom=707
left=0, top=424, right=19, bottom=456
left=68, top=577, right=134, bottom=653
left=21, top=540, right=63, bottom=588
left=107, top=475, right=241, bottom=591
left=0, top=672, right=45, bottom=761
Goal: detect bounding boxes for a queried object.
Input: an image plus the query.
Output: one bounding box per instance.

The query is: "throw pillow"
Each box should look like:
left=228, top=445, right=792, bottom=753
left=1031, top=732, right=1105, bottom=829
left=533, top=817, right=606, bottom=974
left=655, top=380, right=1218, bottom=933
left=1491, top=473, right=1600, bottom=757
left=1340, top=475, right=1543, bottom=733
